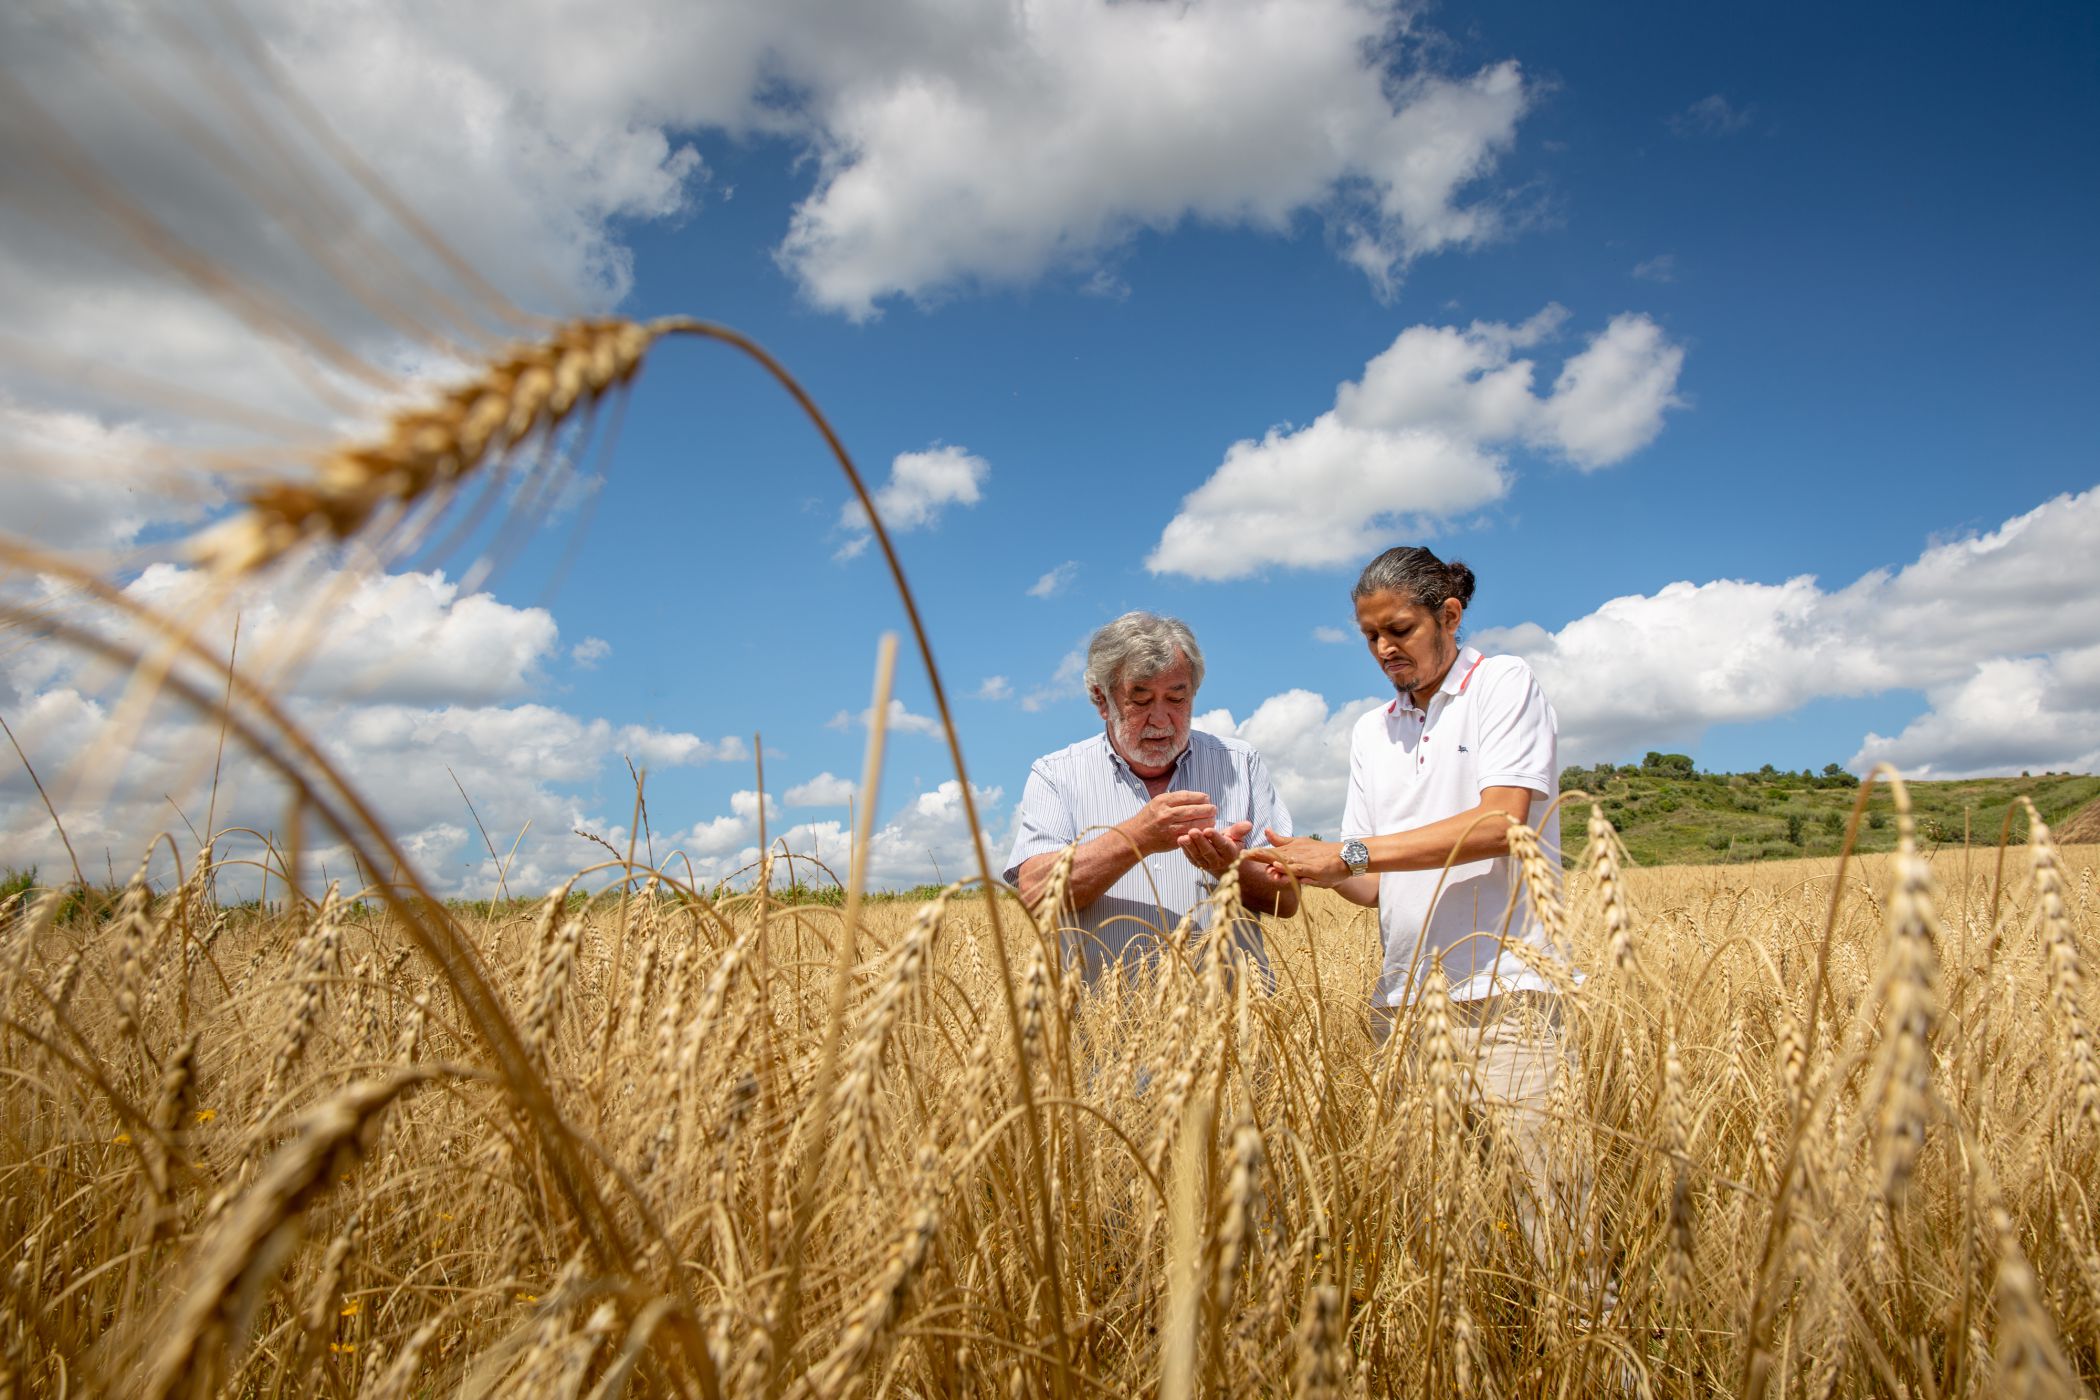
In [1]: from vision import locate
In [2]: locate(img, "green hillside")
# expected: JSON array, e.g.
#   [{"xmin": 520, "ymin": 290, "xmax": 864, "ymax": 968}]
[{"xmin": 1554, "ymin": 754, "xmax": 2100, "ymax": 868}]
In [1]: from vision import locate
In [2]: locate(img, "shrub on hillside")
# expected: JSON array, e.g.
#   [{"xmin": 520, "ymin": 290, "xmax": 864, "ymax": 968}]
[{"xmin": 0, "ymin": 867, "xmax": 34, "ymax": 905}]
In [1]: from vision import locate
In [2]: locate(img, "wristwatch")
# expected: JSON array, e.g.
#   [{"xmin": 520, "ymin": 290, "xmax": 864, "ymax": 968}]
[{"xmin": 1341, "ymin": 838, "xmax": 1370, "ymax": 876}]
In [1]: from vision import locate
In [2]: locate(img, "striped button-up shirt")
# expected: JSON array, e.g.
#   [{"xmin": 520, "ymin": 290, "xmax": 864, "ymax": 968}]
[{"xmin": 1002, "ymin": 729, "xmax": 1292, "ymax": 980}]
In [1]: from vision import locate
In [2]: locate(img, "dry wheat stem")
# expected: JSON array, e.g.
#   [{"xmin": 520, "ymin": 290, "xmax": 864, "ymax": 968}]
[
  {"xmin": 137, "ymin": 1067, "xmax": 438, "ymax": 1400},
  {"xmin": 2019, "ymin": 800, "xmax": 2099, "ymax": 1133}
]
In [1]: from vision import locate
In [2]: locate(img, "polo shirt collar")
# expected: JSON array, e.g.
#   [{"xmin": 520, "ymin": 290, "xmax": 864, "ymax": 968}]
[
  {"xmin": 1387, "ymin": 645, "xmax": 1485, "ymax": 716},
  {"xmin": 1439, "ymin": 645, "xmax": 1486, "ymax": 698}
]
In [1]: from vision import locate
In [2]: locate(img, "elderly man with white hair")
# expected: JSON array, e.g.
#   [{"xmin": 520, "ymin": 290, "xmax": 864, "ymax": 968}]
[{"xmin": 1004, "ymin": 611, "xmax": 1298, "ymax": 981}]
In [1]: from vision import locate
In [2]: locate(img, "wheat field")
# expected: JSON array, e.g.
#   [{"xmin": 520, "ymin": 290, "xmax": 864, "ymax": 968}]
[
  {"xmin": 1, "ymin": 803, "xmax": 2094, "ymax": 1398},
  {"xmin": 2, "ymin": 14, "xmax": 2093, "ymax": 1395}
]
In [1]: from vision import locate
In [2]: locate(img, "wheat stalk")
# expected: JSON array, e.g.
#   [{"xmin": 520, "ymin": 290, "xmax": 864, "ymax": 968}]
[
  {"xmin": 137, "ymin": 1067, "xmax": 436, "ymax": 1400},
  {"xmin": 187, "ymin": 318, "xmax": 661, "ymax": 576},
  {"xmin": 1213, "ymin": 1118, "xmax": 1263, "ymax": 1318},
  {"xmin": 1865, "ymin": 824, "xmax": 1940, "ymax": 1205},
  {"xmin": 109, "ymin": 856, "xmax": 153, "ymax": 1048},
  {"xmin": 1660, "ymin": 1014, "xmax": 1694, "ymax": 1311},
  {"xmin": 1293, "ymin": 1279, "xmax": 1343, "ymax": 1400},
  {"xmin": 1977, "ymin": 1160, "xmax": 2082, "ymax": 1399},
  {"xmin": 364, "ymin": 1320, "xmax": 441, "ymax": 1400},
  {"xmin": 258, "ymin": 882, "xmax": 343, "ymax": 1116},
  {"xmin": 804, "ymin": 1143, "xmax": 946, "ymax": 1398},
  {"xmin": 1506, "ymin": 819, "xmax": 1567, "ymax": 948},
  {"xmin": 141, "ymin": 1033, "xmax": 198, "ymax": 1233},
  {"xmin": 833, "ymin": 885, "xmax": 951, "ymax": 1183},
  {"xmin": 1587, "ymin": 805, "xmax": 1634, "ymax": 970},
  {"xmin": 523, "ymin": 881, "xmax": 584, "ymax": 1060},
  {"xmin": 2018, "ymin": 800, "xmax": 2098, "ymax": 1134}
]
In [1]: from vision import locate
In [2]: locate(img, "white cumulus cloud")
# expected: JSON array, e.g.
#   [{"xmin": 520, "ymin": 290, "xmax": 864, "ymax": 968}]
[
  {"xmin": 785, "ymin": 771, "xmax": 857, "ymax": 806},
  {"xmin": 778, "ymin": 9, "xmax": 1531, "ymax": 316},
  {"xmin": 1164, "ymin": 489, "xmax": 2100, "ymax": 826},
  {"xmin": 668, "ymin": 779, "xmax": 1004, "ymax": 890},
  {"xmin": 1, "ymin": 0, "xmax": 1545, "ymax": 553},
  {"xmin": 1020, "ymin": 649, "xmax": 1087, "ymax": 713},
  {"xmin": 2, "ymin": 1, "xmax": 1538, "ymax": 400},
  {"xmin": 1194, "ymin": 690, "xmax": 1385, "ymax": 838},
  {"xmin": 0, "ymin": 0, "xmax": 710, "ymax": 433},
  {"xmin": 1472, "ymin": 486, "xmax": 2100, "ymax": 774},
  {"xmin": 0, "ymin": 402, "xmax": 212, "ymax": 552},
  {"xmin": 0, "ymin": 683, "xmax": 737, "ymax": 900},
  {"xmin": 1631, "ymin": 254, "xmax": 1678, "ymax": 283},
  {"xmin": 116, "ymin": 563, "xmax": 561, "ymax": 706},
  {"xmin": 1148, "ymin": 308, "xmax": 1686, "ymax": 579},
  {"xmin": 1532, "ymin": 315, "xmax": 1688, "ymax": 469},
  {"xmin": 1852, "ymin": 647, "xmax": 2100, "ymax": 779},
  {"xmin": 0, "ymin": 560, "xmax": 746, "ymax": 898},
  {"xmin": 1027, "ymin": 561, "xmax": 1079, "ymax": 599},
  {"xmin": 837, "ymin": 445, "xmax": 989, "ymax": 559},
  {"xmin": 831, "ymin": 698, "xmax": 947, "ymax": 738}
]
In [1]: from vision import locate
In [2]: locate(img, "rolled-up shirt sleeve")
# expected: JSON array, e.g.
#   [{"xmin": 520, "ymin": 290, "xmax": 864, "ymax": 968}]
[
  {"xmin": 1473, "ymin": 662, "xmax": 1557, "ymax": 796},
  {"xmin": 1002, "ymin": 762, "xmax": 1077, "ymax": 885}
]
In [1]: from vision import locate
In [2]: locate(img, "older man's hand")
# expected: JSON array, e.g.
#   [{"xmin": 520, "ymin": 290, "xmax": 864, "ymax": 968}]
[
  {"xmin": 1118, "ymin": 790, "xmax": 1218, "ymax": 855},
  {"xmin": 1178, "ymin": 819, "xmax": 1252, "ymax": 877}
]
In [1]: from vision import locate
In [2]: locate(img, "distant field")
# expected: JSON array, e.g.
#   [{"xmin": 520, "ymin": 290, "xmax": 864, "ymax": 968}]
[{"xmin": 1556, "ymin": 766, "xmax": 2100, "ymax": 868}]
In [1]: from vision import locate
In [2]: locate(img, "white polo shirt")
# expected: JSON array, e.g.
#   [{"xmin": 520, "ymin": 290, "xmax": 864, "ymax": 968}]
[{"xmin": 1341, "ymin": 645, "xmax": 1562, "ymax": 1006}]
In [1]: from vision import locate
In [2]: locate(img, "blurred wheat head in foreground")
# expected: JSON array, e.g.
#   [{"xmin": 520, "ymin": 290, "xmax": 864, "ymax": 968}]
[{"xmin": 4, "ymin": 9, "xmax": 2100, "ymax": 1400}]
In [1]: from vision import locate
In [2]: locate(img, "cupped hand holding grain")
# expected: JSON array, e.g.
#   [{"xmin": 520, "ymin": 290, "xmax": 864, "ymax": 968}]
[
  {"xmin": 1178, "ymin": 819, "xmax": 1253, "ymax": 875},
  {"xmin": 1119, "ymin": 789, "xmax": 1219, "ymax": 855}
]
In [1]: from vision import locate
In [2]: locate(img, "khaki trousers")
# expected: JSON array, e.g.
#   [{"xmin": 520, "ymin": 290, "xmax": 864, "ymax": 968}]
[{"xmin": 1375, "ymin": 991, "xmax": 1609, "ymax": 1312}]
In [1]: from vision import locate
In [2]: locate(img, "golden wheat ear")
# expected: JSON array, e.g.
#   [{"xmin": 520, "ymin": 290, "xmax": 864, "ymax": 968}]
[{"xmin": 186, "ymin": 317, "xmax": 660, "ymax": 577}]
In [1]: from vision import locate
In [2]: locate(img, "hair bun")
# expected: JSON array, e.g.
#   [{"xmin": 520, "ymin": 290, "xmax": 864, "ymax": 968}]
[{"xmin": 1445, "ymin": 560, "xmax": 1477, "ymax": 607}]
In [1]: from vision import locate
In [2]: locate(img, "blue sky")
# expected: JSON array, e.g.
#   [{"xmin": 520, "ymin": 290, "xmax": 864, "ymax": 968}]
[{"xmin": 2, "ymin": 0, "xmax": 2096, "ymax": 891}]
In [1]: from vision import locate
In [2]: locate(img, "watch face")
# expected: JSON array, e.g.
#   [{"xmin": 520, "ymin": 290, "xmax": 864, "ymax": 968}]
[{"xmin": 1343, "ymin": 839, "xmax": 1369, "ymax": 873}]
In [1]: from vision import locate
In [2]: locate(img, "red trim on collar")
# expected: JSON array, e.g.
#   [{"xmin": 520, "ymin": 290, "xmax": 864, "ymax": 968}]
[{"xmin": 1387, "ymin": 653, "xmax": 1487, "ymax": 712}]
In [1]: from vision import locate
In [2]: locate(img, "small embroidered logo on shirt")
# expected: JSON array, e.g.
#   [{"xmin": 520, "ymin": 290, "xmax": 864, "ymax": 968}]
[{"xmin": 1456, "ymin": 744, "xmax": 1470, "ymax": 753}]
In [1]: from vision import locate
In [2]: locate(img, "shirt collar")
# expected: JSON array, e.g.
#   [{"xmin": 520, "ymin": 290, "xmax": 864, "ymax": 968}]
[
  {"xmin": 1099, "ymin": 728, "xmax": 1194, "ymax": 779},
  {"xmin": 1387, "ymin": 645, "xmax": 1485, "ymax": 715},
  {"xmin": 1440, "ymin": 645, "xmax": 1486, "ymax": 698}
]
